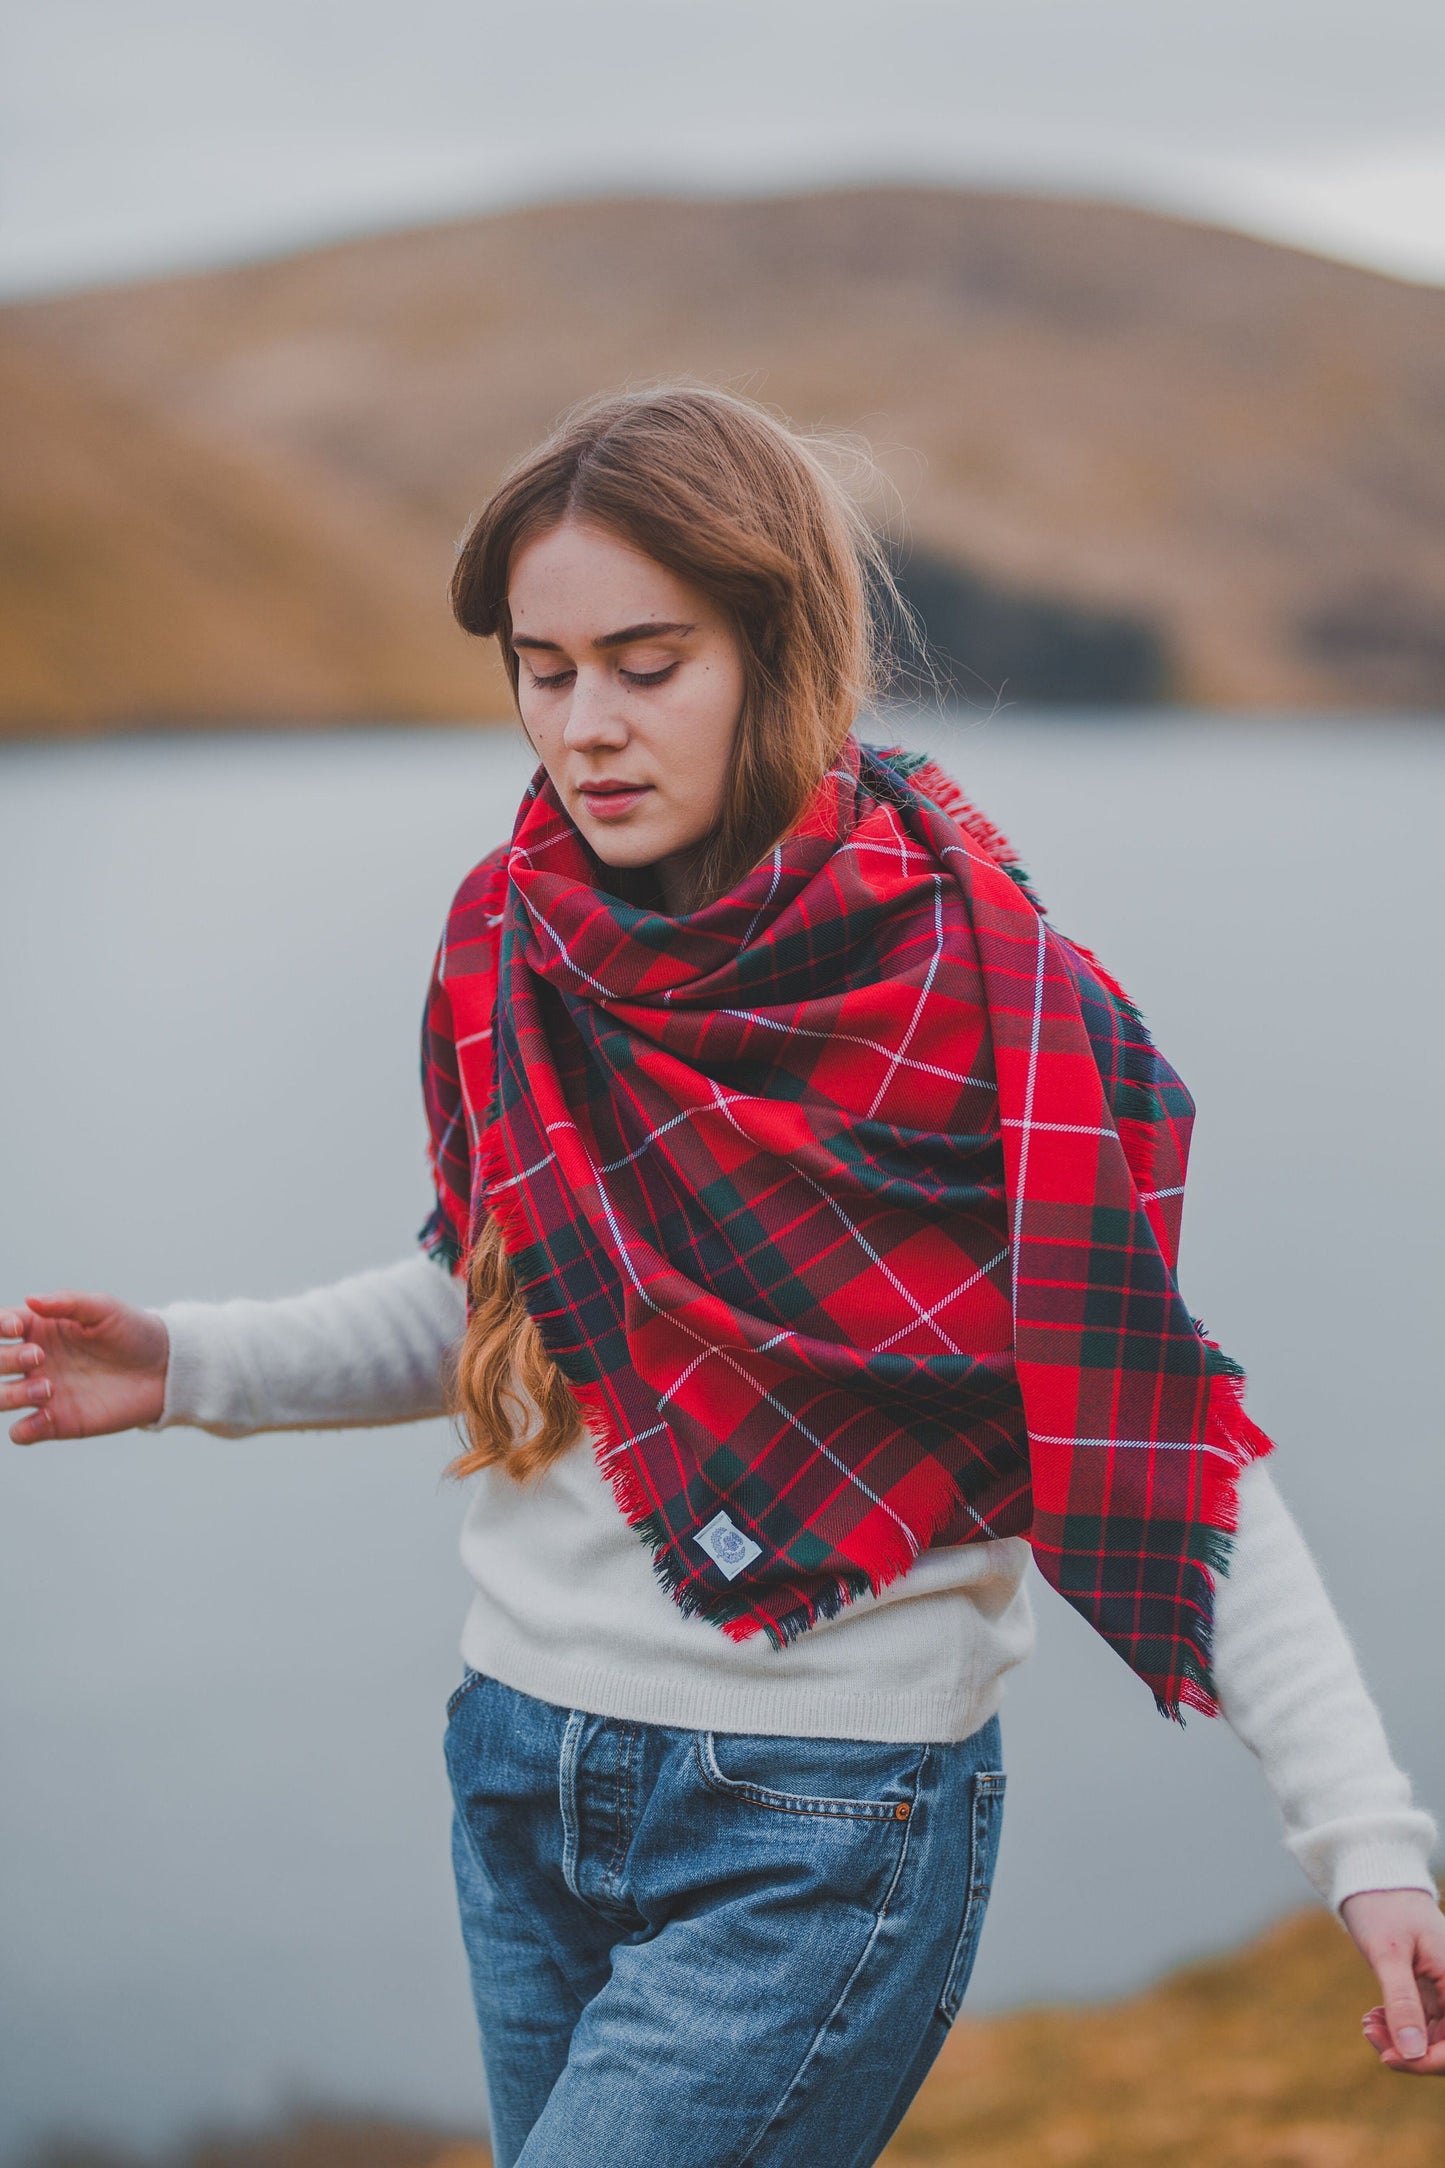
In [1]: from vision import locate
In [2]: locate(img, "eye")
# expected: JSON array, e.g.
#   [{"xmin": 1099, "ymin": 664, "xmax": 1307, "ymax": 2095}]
[
  {"xmin": 526, "ymin": 666, "xmax": 575, "ymax": 691},
  {"xmin": 620, "ymin": 663, "xmax": 679, "ymax": 688}
]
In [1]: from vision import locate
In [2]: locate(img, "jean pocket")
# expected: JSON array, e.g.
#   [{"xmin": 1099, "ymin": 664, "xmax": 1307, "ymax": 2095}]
[
  {"xmin": 937, "ymin": 1769, "xmax": 1006, "ymax": 2023},
  {"xmin": 445, "ymin": 1667, "xmax": 487, "ymax": 1722},
  {"xmin": 695, "ymin": 1730, "xmax": 928, "ymax": 1822}
]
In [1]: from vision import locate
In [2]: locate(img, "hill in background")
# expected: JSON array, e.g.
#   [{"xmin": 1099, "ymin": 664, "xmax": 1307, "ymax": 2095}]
[{"xmin": 5, "ymin": 188, "xmax": 1445, "ymax": 734}]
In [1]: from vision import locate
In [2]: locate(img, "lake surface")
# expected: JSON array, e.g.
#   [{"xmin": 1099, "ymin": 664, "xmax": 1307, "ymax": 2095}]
[{"xmin": 2, "ymin": 714, "xmax": 1442, "ymax": 2159}]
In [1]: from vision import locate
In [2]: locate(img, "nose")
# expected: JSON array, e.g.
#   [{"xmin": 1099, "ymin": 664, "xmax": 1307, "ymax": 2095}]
[{"xmin": 562, "ymin": 667, "xmax": 629, "ymax": 753}]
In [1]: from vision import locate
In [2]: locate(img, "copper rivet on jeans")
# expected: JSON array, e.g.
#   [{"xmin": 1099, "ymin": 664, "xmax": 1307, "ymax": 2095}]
[{"xmin": 895, "ymin": 1802, "xmax": 910, "ymax": 1821}]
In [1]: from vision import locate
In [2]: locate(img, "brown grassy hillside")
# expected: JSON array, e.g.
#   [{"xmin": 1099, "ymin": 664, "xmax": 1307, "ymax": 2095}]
[
  {"xmin": 0, "ymin": 331, "xmax": 505, "ymax": 732},
  {"xmin": 882, "ymin": 1907, "xmax": 1445, "ymax": 2166},
  {"xmin": 33, "ymin": 1911, "xmax": 1444, "ymax": 2168},
  {"xmin": 6, "ymin": 188, "xmax": 1445, "ymax": 734}
]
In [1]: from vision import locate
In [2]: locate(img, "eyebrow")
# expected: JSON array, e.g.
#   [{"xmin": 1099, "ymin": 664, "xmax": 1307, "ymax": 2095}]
[{"xmin": 511, "ymin": 620, "xmax": 697, "ymax": 653}]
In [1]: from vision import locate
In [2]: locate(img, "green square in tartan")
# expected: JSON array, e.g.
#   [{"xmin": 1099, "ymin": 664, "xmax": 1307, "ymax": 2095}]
[
  {"xmin": 685, "ymin": 1180, "xmax": 838, "ymax": 1325},
  {"xmin": 1049, "ymin": 1513, "xmax": 1229, "ymax": 1587},
  {"xmin": 1089, "ymin": 1203, "xmax": 1136, "ymax": 1251},
  {"xmin": 696, "ymin": 1441, "xmax": 749, "ymax": 1496},
  {"xmin": 713, "ymin": 1057, "xmax": 823, "ymax": 1105},
  {"xmin": 1077, "ymin": 1326, "xmax": 1128, "ymax": 1369},
  {"xmin": 777, "ymin": 1527, "xmax": 838, "ymax": 1574},
  {"xmin": 697, "ymin": 1444, "xmax": 812, "ymax": 1549}
]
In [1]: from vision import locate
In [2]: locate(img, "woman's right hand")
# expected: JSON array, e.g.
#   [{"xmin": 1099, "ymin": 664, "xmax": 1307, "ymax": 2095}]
[{"xmin": 1, "ymin": 1292, "xmax": 169, "ymax": 1445}]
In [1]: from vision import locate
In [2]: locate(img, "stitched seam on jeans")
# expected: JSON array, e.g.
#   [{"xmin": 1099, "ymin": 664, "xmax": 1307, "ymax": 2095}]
[
  {"xmin": 736, "ymin": 1746, "xmax": 929, "ymax": 2165},
  {"xmin": 938, "ymin": 1770, "xmax": 1004, "ymax": 2023},
  {"xmin": 694, "ymin": 1734, "xmax": 922, "ymax": 1820},
  {"xmin": 557, "ymin": 1709, "xmax": 587, "ymax": 1905},
  {"xmin": 445, "ymin": 1669, "xmax": 486, "ymax": 1721},
  {"xmin": 557, "ymin": 1713, "xmax": 641, "ymax": 1925},
  {"xmin": 604, "ymin": 1722, "xmax": 637, "ymax": 1897}
]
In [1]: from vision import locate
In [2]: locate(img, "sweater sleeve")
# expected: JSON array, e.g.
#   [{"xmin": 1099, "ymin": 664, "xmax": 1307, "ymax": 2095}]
[
  {"xmin": 147, "ymin": 1251, "xmax": 467, "ymax": 1438},
  {"xmin": 1213, "ymin": 1459, "xmax": 1438, "ymax": 1914}
]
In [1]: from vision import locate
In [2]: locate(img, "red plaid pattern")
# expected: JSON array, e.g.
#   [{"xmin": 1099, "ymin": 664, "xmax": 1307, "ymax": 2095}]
[{"xmin": 421, "ymin": 741, "xmax": 1272, "ymax": 1716}]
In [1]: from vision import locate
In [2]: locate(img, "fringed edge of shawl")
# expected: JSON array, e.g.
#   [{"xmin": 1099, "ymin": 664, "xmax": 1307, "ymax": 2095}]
[
  {"xmin": 1161, "ymin": 1357, "xmax": 1276, "ymax": 1722},
  {"xmin": 602, "ymin": 1481, "xmax": 885, "ymax": 1652},
  {"xmin": 417, "ymin": 1202, "xmax": 465, "ymax": 1278},
  {"xmin": 867, "ymin": 743, "xmax": 1050, "ymax": 912},
  {"xmin": 571, "ymin": 1382, "xmax": 967, "ymax": 1652}
]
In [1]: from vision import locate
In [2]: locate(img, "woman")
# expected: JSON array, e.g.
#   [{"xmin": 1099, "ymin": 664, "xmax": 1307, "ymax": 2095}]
[{"xmin": 4, "ymin": 386, "xmax": 1441, "ymax": 2165}]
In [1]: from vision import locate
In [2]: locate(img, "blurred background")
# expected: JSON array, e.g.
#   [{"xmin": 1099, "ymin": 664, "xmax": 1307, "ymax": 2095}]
[{"xmin": 2, "ymin": 5, "xmax": 1443, "ymax": 2165}]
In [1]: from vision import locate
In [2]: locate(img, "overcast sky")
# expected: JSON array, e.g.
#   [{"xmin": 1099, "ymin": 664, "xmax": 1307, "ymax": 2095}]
[{"xmin": 4, "ymin": 0, "xmax": 1444, "ymax": 295}]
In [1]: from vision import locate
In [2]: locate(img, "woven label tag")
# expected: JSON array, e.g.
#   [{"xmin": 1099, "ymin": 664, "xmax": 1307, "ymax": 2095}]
[{"xmin": 694, "ymin": 1510, "xmax": 763, "ymax": 1581}]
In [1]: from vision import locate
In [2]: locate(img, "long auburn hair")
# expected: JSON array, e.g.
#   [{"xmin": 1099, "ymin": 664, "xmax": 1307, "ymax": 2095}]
[{"xmin": 446, "ymin": 383, "xmax": 901, "ymax": 1482}]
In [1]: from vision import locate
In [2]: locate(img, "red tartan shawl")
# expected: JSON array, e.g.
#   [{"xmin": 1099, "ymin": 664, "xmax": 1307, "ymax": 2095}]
[{"xmin": 420, "ymin": 739, "xmax": 1272, "ymax": 1717}]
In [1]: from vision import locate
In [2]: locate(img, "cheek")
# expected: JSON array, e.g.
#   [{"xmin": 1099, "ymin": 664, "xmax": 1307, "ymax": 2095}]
[
  {"xmin": 685, "ymin": 663, "xmax": 745, "ymax": 798},
  {"xmin": 515, "ymin": 691, "xmax": 559, "ymax": 764}
]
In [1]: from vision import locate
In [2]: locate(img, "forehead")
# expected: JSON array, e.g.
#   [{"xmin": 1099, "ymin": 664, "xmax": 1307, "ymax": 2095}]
[{"xmin": 507, "ymin": 520, "xmax": 707, "ymax": 637}]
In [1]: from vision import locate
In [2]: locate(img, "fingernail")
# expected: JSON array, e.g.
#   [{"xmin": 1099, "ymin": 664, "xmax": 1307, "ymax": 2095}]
[
  {"xmin": 1399, "ymin": 2027, "xmax": 1426, "ymax": 2058},
  {"xmin": 29, "ymin": 1380, "xmax": 51, "ymax": 1404}
]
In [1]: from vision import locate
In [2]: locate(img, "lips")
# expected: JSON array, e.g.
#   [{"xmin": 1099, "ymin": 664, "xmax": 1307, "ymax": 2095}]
[{"xmin": 578, "ymin": 781, "xmax": 652, "ymax": 820}]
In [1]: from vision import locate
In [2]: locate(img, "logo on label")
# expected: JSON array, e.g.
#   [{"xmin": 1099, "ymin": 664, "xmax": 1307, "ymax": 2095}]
[{"xmin": 694, "ymin": 1509, "xmax": 763, "ymax": 1581}]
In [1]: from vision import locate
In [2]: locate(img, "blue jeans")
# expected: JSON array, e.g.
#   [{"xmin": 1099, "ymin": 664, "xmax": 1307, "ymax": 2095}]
[{"xmin": 444, "ymin": 1671, "xmax": 1006, "ymax": 2168}]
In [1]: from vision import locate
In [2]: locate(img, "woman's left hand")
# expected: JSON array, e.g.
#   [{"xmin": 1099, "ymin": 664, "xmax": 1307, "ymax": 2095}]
[{"xmin": 1341, "ymin": 1887, "xmax": 1445, "ymax": 2073}]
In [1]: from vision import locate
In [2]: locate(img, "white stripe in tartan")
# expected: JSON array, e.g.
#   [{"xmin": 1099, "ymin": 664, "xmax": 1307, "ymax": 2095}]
[
  {"xmin": 709, "ymin": 1350, "xmax": 924, "ymax": 1554},
  {"xmin": 868, "ymin": 1248, "xmax": 1011, "ymax": 1355},
  {"xmin": 656, "ymin": 1347, "xmax": 716, "ymax": 1408},
  {"xmin": 490, "ymin": 1149, "xmax": 558, "ymax": 1192},
  {"xmin": 527, "ymin": 903, "xmax": 623, "ymax": 999},
  {"xmin": 866, "ymin": 877, "xmax": 946, "ymax": 1119},
  {"xmin": 1031, "ymin": 1431, "xmax": 1240, "ymax": 1462},
  {"xmin": 1008, "ymin": 909, "xmax": 1049, "ymax": 1327},
  {"xmin": 737, "ymin": 845, "xmax": 784, "ymax": 949},
  {"xmin": 1001, "ymin": 1118, "xmax": 1118, "ymax": 1138},
  {"xmin": 717, "ymin": 1007, "xmax": 995, "ymax": 1093},
  {"xmin": 839, "ymin": 836, "xmax": 933, "ymax": 866},
  {"xmin": 511, "ymin": 818, "xmax": 575, "ymax": 863},
  {"xmin": 803, "ymin": 1175, "xmax": 967, "ymax": 1355},
  {"xmin": 706, "ymin": 1080, "xmax": 967, "ymax": 1356},
  {"xmin": 545, "ymin": 1100, "xmax": 747, "ymax": 1177},
  {"xmin": 597, "ymin": 1421, "xmax": 670, "ymax": 1464},
  {"xmin": 654, "ymin": 1328, "xmax": 799, "ymax": 1413},
  {"xmin": 941, "ymin": 840, "xmax": 1004, "ymax": 878}
]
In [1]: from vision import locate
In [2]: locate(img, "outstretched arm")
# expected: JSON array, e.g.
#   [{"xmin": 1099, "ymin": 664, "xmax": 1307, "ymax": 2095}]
[
  {"xmin": 3, "ymin": 1251, "xmax": 466, "ymax": 1444},
  {"xmin": 1216, "ymin": 1461, "xmax": 1443, "ymax": 2073}
]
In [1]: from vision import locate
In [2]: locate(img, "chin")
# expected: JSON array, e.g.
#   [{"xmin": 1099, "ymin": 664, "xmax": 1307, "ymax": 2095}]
[
  {"xmin": 583, "ymin": 825, "xmax": 690, "ymax": 872},
  {"xmin": 582, "ymin": 831, "xmax": 657, "ymax": 869}
]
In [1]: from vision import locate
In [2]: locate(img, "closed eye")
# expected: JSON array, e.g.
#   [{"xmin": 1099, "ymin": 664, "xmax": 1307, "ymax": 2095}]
[{"xmin": 620, "ymin": 663, "xmax": 679, "ymax": 688}]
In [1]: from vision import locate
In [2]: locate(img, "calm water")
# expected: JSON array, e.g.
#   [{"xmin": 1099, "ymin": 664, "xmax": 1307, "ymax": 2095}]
[{"xmin": 2, "ymin": 715, "xmax": 1442, "ymax": 2158}]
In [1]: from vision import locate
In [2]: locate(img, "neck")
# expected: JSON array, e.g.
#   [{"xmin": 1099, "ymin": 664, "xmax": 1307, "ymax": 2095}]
[{"xmin": 654, "ymin": 840, "xmax": 713, "ymax": 917}]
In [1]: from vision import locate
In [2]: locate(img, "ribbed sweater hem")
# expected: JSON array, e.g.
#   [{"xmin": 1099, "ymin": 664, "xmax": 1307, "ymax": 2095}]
[{"xmin": 461, "ymin": 1607, "xmax": 1007, "ymax": 1744}]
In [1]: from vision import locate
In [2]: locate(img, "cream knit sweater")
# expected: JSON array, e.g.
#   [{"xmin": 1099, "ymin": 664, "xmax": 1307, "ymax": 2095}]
[{"xmin": 152, "ymin": 1251, "xmax": 1437, "ymax": 1915}]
